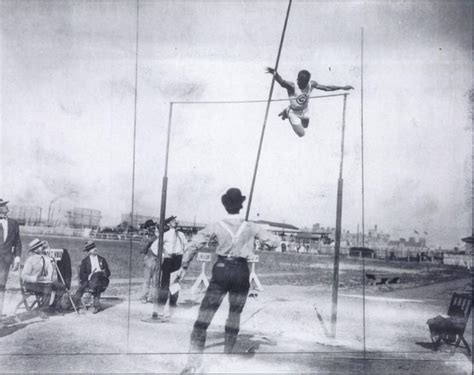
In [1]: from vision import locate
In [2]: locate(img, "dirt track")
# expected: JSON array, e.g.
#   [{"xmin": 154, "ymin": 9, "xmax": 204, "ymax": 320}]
[{"xmin": 0, "ymin": 274, "xmax": 472, "ymax": 374}]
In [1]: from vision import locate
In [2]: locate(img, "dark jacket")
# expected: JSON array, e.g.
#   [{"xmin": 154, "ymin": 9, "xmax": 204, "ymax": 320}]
[
  {"xmin": 79, "ymin": 255, "xmax": 110, "ymax": 284},
  {"xmin": 140, "ymin": 234, "xmax": 157, "ymax": 256},
  {"xmin": 0, "ymin": 218, "xmax": 22, "ymax": 262}
]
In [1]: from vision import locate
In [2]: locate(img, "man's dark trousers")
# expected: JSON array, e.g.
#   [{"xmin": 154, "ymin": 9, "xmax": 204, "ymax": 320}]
[
  {"xmin": 189, "ymin": 256, "xmax": 250, "ymax": 354},
  {"xmin": 157, "ymin": 254, "xmax": 183, "ymax": 307},
  {"xmin": 73, "ymin": 272, "xmax": 109, "ymax": 304}
]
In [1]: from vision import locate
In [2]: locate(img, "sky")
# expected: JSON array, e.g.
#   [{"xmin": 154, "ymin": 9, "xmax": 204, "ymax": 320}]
[{"xmin": 0, "ymin": 1, "xmax": 472, "ymax": 247}]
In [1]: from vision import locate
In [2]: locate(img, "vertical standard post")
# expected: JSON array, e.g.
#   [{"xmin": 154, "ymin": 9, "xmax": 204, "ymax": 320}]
[
  {"xmin": 152, "ymin": 102, "xmax": 174, "ymax": 318},
  {"xmin": 356, "ymin": 223, "xmax": 360, "ymax": 247},
  {"xmin": 330, "ymin": 93, "xmax": 348, "ymax": 338},
  {"xmin": 360, "ymin": 28, "xmax": 367, "ymax": 367},
  {"xmin": 126, "ymin": 0, "xmax": 141, "ymax": 348},
  {"xmin": 245, "ymin": 0, "xmax": 292, "ymax": 221}
]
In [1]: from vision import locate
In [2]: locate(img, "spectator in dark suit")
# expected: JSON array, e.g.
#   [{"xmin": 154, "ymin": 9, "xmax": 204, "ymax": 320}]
[
  {"xmin": 73, "ymin": 241, "xmax": 110, "ymax": 314},
  {"xmin": 0, "ymin": 199, "xmax": 22, "ymax": 327}
]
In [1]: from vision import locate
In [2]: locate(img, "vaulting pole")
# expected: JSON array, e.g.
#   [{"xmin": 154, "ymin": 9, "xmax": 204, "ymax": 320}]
[
  {"xmin": 151, "ymin": 102, "xmax": 174, "ymax": 319},
  {"xmin": 330, "ymin": 93, "xmax": 348, "ymax": 338},
  {"xmin": 245, "ymin": 0, "xmax": 292, "ymax": 221}
]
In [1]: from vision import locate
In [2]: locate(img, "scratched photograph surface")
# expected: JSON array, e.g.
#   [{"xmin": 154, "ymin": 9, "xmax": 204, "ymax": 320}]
[{"xmin": 0, "ymin": 1, "xmax": 472, "ymax": 374}]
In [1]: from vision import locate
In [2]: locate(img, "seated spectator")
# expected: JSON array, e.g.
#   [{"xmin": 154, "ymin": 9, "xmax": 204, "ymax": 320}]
[
  {"xmin": 73, "ymin": 241, "xmax": 111, "ymax": 314},
  {"xmin": 21, "ymin": 239, "xmax": 66, "ymax": 317}
]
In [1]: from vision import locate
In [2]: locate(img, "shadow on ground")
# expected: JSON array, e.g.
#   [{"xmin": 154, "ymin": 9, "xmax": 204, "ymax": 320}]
[
  {"xmin": 415, "ymin": 340, "xmax": 472, "ymax": 359},
  {"xmin": 179, "ymin": 298, "xmax": 201, "ymax": 310},
  {"xmin": 0, "ymin": 319, "xmax": 43, "ymax": 339},
  {"xmin": 79, "ymin": 296, "xmax": 123, "ymax": 313},
  {"xmin": 205, "ymin": 332, "xmax": 278, "ymax": 353}
]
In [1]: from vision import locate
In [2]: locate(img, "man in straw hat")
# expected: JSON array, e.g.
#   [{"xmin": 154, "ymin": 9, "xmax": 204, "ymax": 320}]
[
  {"xmin": 0, "ymin": 199, "xmax": 22, "ymax": 327},
  {"xmin": 178, "ymin": 188, "xmax": 280, "ymax": 373},
  {"xmin": 74, "ymin": 241, "xmax": 110, "ymax": 314},
  {"xmin": 22, "ymin": 238, "xmax": 66, "ymax": 317}
]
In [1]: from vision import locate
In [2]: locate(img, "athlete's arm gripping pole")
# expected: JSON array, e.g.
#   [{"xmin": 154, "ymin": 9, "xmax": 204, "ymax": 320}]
[{"xmin": 245, "ymin": 0, "xmax": 292, "ymax": 221}]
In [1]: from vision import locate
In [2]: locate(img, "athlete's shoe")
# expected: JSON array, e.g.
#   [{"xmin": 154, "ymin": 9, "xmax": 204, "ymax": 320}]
[{"xmin": 278, "ymin": 108, "xmax": 289, "ymax": 120}]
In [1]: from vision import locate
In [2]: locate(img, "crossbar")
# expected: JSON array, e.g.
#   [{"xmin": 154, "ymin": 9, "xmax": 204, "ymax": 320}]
[{"xmin": 172, "ymin": 92, "xmax": 349, "ymax": 105}]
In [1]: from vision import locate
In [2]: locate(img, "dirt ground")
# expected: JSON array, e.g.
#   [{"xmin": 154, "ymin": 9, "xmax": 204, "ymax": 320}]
[{"xmin": 0, "ymin": 269, "xmax": 472, "ymax": 374}]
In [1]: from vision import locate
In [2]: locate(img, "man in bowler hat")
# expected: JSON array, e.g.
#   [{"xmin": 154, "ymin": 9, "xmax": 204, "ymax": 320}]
[
  {"xmin": 0, "ymin": 199, "xmax": 22, "ymax": 327},
  {"xmin": 74, "ymin": 241, "xmax": 110, "ymax": 314},
  {"xmin": 178, "ymin": 188, "xmax": 280, "ymax": 373}
]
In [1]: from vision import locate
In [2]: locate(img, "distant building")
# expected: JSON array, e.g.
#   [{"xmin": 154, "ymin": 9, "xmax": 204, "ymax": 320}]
[
  {"xmin": 120, "ymin": 213, "xmax": 206, "ymax": 236},
  {"xmin": 121, "ymin": 213, "xmax": 158, "ymax": 229},
  {"xmin": 67, "ymin": 208, "xmax": 101, "ymax": 229},
  {"xmin": 349, "ymin": 247, "xmax": 375, "ymax": 258},
  {"xmin": 255, "ymin": 220, "xmax": 299, "ymax": 237},
  {"xmin": 9, "ymin": 205, "xmax": 42, "ymax": 225},
  {"xmin": 295, "ymin": 231, "xmax": 331, "ymax": 241}
]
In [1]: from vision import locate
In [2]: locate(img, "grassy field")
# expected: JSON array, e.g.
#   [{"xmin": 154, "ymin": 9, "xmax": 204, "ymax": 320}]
[{"xmin": 20, "ymin": 235, "xmax": 470, "ymax": 292}]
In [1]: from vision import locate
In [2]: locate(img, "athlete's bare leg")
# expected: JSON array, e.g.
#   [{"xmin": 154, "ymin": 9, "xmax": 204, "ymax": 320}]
[{"xmin": 288, "ymin": 110, "xmax": 305, "ymax": 137}]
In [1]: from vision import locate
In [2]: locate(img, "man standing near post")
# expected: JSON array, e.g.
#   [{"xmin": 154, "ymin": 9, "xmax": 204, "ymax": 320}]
[
  {"xmin": 156, "ymin": 215, "xmax": 186, "ymax": 320},
  {"xmin": 178, "ymin": 188, "xmax": 280, "ymax": 373},
  {"xmin": 139, "ymin": 220, "xmax": 159, "ymax": 303},
  {"xmin": 0, "ymin": 199, "xmax": 22, "ymax": 327}
]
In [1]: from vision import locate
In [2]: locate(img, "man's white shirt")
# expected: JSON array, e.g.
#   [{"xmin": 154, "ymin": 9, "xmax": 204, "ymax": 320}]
[
  {"xmin": 0, "ymin": 218, "xmax": 8, "ymax": 241},
  {"xmin": 163, "ymin": 229, "xmax": 185, "ymax": 256},
  {"xmin": 90, "ymin": 254, "xmax": 100, "ymax": 273},
  {"xmin": 149, "ymin": 239, "xmax": 159, "ymax": 256}
]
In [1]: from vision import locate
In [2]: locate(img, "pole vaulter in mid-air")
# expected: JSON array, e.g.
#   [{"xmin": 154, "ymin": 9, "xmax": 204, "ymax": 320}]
[{"xmin": 265, "ymin": 67, "xmax": 353, "ymax": 137}]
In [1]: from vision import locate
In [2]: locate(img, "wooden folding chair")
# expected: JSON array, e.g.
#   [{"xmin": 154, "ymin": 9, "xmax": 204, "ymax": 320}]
[
  {"xmin": 14, "ymin": 270, "xmax": 45, "ymax": 318},
  {"xmin": 428, "ymin": 292, "xmax": 472, "ymax": 355}
]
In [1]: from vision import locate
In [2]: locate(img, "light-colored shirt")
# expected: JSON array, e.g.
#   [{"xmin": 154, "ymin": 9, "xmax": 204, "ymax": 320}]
[
  {"xmin": 22, "ymin": 253, "xmax": 54, "ymax": 284},
  {"xmin": 89, "ymin": 254, "xmax": 100, "ymax": 273},
  {"xmin": 0, "ymin": 219, "xmax": 7, "ymax": 241},
  {"xmin": 181, "ymin": 215, "xmax": 280, "ymax": 269},
  {"xmin": 163, "ymin": 229, "xmax": 186, "ymax": 257},
  {"xmin": 149, "ymin": 239, "xmax": 158, "ymax": 256}
]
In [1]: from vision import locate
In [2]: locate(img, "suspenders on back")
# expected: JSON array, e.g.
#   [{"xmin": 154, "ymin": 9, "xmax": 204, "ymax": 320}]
[
  {"xmin": 218, "ymin": 220, "xmax": 247, "ymax": 249},
  {"xmin": 40, "ymin": 255, "xmax": 47, "ymax": 277}
]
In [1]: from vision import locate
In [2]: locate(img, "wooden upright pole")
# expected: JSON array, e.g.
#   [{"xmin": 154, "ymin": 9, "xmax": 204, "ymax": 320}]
[{"xmin": 330, "ymin": 93, "xmax": 348, "ymax": 337}]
